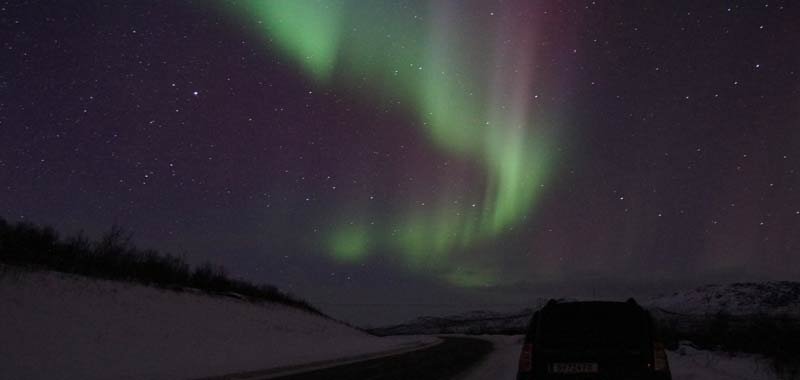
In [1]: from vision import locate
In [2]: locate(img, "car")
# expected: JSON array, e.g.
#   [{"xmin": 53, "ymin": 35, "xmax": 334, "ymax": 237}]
[{"xmin": 517, "ymin": 299, "xmax": 671, "ymax": 379}]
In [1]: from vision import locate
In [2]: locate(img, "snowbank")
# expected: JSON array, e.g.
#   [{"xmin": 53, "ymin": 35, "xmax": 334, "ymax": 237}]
[
  {"xmin": 0, "ymin": 267, "xmax": 435, "ymax": 380},
  {"xmin": 668, "ymin": 343, "xmax": 781, "ymax": 380}
]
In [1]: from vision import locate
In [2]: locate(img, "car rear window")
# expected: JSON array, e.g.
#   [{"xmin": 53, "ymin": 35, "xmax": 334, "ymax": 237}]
[{"xmin": 538, "ymin": 303, "xmax": 647, "ymax": 349}]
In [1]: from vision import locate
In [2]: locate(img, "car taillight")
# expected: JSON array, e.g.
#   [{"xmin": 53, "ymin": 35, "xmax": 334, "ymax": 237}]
[
  {"xmin": 653, "ymin": 342, "xmax": 668, "ymax": 371},
  {"xmin": 519, "ymin": 343, "xmax": 533, "ymax": 372}
]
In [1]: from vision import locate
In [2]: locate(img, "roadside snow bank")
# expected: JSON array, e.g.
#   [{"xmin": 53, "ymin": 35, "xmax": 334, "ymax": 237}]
[
  {"xmin": 0, "ymin": 267, "xmax": 436, "ymax": 380},
  {"xmin": 668, "ymin": 343, "xmax": 781, "ymax": 380}
]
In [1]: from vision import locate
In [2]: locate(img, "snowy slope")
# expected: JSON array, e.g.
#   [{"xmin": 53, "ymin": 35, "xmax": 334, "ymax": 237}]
[
  {"xmin": 646, "ymin": 281, "xmax": 800, "ymax": 316},
  {"xmin": 0, "ymin": 266, "xmax": 435, "ymax": 380}
]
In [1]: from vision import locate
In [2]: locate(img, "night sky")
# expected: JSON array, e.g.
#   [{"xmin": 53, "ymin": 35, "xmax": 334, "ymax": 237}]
[{"xmin": 2, "ymin": 1, "xmax": 799, "ymax": 325}]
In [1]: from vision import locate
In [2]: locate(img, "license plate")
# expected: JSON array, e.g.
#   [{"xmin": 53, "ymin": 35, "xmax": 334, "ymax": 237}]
[{"xmin": 551, "ymin": 362, "xmax": 599, "ymax": 374}]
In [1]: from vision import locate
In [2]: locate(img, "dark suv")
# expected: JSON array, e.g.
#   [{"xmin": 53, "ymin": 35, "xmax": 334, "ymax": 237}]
[{"xmin": 517, "ymin": 299, "xmax": 671, "ymax": 379}]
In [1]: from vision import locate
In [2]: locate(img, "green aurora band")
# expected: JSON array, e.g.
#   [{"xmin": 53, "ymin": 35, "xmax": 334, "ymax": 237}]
[{"xmin": 224, "ymin": 1, "xmax": 559, "ymax": 287}]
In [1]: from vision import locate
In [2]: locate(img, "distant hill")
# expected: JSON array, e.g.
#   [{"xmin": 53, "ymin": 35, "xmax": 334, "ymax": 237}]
[
  {"xmin": 645, "ymin": 281, "xmax": 800, "ymax": 316},
  {"xmin": 646, "ymin": 282, "xmax": 800, "ymax": 363},
  {"xmin": 369, "ymin": 308, "xmax": 535, "ymax": 336},
  {"xmin": 371, "ymin": 282, "xmax": 800, "ymax": 336}
]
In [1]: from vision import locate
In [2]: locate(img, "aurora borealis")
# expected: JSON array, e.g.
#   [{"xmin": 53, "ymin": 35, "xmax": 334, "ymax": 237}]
[
  {"xmin": 2, "ymin": 0, "xmax": 799, "ymax": 324},
  {"xmin": 226, "ymin": 1, "xmax": 560, "ymax": 285}
]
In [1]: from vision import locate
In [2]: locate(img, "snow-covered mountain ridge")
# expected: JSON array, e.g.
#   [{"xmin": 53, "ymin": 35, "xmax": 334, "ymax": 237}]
[
  {"xmin": 646, "ymin": 281, "xmax": 800, "ymax": 316},
  {"xmin": 369, "ymin": 309, "xmax": 535, "ymax": 335},
  {"xmin": 371, "ymin": 282, "xmax": 800, "ymax": 335}
]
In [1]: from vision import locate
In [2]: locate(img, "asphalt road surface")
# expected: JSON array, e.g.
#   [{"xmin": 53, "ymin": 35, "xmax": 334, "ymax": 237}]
[{"xmin": 272, "ymin": 337, "xmax": 493, "ymax": 380}]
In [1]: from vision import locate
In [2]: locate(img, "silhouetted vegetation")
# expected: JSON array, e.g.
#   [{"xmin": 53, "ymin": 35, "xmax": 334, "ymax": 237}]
[{"xmin": 0, "ymin": 217, "xmax": 321, "ymax": 315}]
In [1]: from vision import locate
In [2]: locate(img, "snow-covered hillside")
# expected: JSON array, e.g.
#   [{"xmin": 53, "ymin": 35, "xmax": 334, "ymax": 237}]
[
  {"xmin": 646, "ymin": 281, "xmax": 800, "ymax": 316},
  {"xmin": 0, "ymin": 266, "xmax": 435, "ymax": 380},
  {"xmin": 373, "ymin": 283, "xmax": 800, "ymax": 336}
]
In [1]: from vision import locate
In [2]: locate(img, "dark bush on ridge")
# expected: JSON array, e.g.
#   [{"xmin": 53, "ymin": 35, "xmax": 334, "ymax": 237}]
[{"xmin": 0, "ymin": 216, "xmax": 320, "ymax": 315}]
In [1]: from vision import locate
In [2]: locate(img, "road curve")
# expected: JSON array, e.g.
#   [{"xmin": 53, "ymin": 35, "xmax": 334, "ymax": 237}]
[{"xmin": 271, "ymin": 337, "xmax": 493, "ymax": 380}]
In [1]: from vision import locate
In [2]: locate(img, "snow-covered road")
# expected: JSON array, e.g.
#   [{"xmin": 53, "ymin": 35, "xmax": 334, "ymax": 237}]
[{"xmin": 456, "ymin": 335, "xmax": 522, "ymax": 380}]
